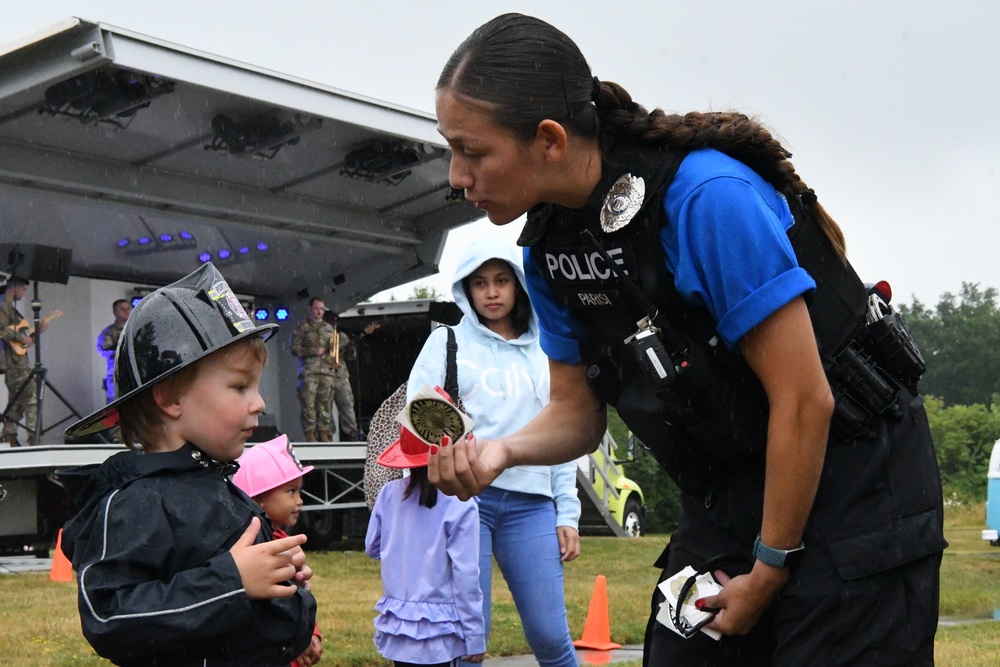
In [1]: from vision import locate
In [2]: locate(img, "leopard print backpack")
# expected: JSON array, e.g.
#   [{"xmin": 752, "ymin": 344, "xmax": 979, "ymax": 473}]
[{"xmin": 364, "ymin": 327, "xmax": 458, "ymax": 510}]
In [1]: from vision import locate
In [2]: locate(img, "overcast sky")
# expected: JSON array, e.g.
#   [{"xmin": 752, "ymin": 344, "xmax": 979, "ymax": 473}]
[{"xmin": 3, "ymin": 1, "xmax": 997, "ymax": 307}]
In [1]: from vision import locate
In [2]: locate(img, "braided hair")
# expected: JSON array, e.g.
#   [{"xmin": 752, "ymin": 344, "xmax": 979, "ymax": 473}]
[{"xmin": 438, "ymin": 13, "xmax": 846, "ymax": 258}]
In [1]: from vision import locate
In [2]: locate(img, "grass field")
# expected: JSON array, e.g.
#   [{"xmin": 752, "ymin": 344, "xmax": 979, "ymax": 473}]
[{"xmin": 2, "ymin": 505, "xmax": 998, "ymax": 666}]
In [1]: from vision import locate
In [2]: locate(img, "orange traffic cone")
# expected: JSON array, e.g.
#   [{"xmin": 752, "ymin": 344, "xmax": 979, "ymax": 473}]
[
  {"xmin": 49, "ymin": 529, "xmax": 73, "ymax": 582},
  {"xmin": 574, "ymin": 574, "xmax": 621, "ymax": 651}
]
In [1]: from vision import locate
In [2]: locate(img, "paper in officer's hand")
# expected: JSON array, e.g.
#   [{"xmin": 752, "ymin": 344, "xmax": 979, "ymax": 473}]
[
  {"xmin": 397, "ymin": 385, "xmax": 475, "ymax": 446},
  {"xmin": 655, "ymin": 566, "xmax": 722, "ymax": 641}
]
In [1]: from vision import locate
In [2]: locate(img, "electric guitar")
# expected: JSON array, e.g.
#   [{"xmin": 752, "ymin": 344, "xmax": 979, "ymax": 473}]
[
  {"xmin": 329, "ymin": 321, "xmax": 381, "ymax": 364},
  {"xmin": 6, "ymin": 310, "xmax": 64, "ymax": 355}
]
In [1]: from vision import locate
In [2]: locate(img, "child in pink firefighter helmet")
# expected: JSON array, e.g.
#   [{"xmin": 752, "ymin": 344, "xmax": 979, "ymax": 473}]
[{"xmin": 233, "ymin": 435, "xmax": 324, "ymax": 667}]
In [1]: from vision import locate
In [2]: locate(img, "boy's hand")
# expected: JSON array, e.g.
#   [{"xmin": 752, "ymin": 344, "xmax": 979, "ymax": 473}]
[
  {"xmin": 464, "ymin": 653, "xmax": 485, "ymax": 663},
  {"xmin": 230, "ymin": 517, "xmax": 308, "ymax": 600},
  {"xmin": 286, "ymin": 543, "xmax": 314, "ymax": 588}
]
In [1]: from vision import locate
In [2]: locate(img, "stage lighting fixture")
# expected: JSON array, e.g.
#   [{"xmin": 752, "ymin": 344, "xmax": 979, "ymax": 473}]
[
  {"xmin": 340, "ymin": 140, "xmax": 426, "ymax": 186},
  {"xmin": 117, "ymin": 230, "xmax": 198, "ymax": 256},
  {"xmin": 193, "ymin": 240, "xmax": 268, "ymax": 268},
  {"xmin": 253, "ymin": 308, "xmax": 270, "ymax": 321},
  {"xmin": 204, "ymin": 113, "xmax": 321, "ymax": 160},
  {"xmin": 42, "ymin": 69, "xmax": 175, "ymax": 129},
  {"xmin": 275, "ymin": 307, "xmax": 290, "ymax": 321},
  {"xmin": 130, "ymin": 286, "xmax": 153, "ymax": 308}
]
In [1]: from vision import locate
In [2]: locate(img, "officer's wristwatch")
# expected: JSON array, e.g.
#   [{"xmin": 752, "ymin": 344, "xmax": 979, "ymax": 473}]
[{"xmin": 752, "ymin": 533, "xmax": 805, "ymax": 568}]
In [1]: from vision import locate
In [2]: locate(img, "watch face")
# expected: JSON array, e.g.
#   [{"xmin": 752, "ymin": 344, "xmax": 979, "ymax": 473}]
[{"xmin": 408, "ymin": 398, "xmax": 466, "ymax": 444}]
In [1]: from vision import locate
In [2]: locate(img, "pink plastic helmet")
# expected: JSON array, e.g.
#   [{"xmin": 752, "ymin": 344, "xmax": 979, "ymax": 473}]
[{"xmin": 232, "ymin": 434, "xmax": 314, "ymax": 497}]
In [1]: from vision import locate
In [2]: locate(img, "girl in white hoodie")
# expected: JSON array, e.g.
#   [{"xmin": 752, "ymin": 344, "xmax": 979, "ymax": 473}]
[{"xmin": 407, "ymin": 238, "xmax": 581, "ymax": 667}]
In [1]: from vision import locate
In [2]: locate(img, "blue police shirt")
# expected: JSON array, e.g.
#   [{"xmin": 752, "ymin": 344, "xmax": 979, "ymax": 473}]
[{"xmin": 524, "ymin": 148, "xmax": 816, "ymax": 364}]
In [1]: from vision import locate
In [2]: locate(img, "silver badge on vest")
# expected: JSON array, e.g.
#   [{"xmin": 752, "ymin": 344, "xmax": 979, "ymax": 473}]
[{"xmin": 600, "ymin": 173, "xmax": 645, "ymax": 233}]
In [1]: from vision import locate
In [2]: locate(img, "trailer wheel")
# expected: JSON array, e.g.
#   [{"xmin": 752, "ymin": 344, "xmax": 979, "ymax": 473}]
[
  {"xmin": 622, "ymin": 496, "xmax": 645, "ymax": 537},
  {"xmin": 297, "ymin": 510, "xmax": 343, "ymax": 550}
]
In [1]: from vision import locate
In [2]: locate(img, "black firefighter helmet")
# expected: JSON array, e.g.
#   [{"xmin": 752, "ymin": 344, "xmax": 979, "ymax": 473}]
[{"xmin": 65, "ymin": 262, "xmax": 277, "ymax": 440}]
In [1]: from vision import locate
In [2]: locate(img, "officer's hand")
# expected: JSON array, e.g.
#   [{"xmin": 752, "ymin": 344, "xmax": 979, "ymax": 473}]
[
  {"xmin": 21, "ymin": 336, "xmax": 34, "ymax": 349},
  {"xmin": 698, "ymin": 564, "xmax": 787, "ymax": 636},
  {"xmin": 230, "ymin": 517, "xmax": 308, "ymax": 600},
  {"xmin": 428, "ymin": 434, "xmax": 504, "ymax": 501}
]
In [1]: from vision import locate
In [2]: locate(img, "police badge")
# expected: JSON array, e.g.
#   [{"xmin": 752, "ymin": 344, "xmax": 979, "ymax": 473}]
[{"xmin": 600, "ymin": 173, "xmax": 645, "ymax": 233}]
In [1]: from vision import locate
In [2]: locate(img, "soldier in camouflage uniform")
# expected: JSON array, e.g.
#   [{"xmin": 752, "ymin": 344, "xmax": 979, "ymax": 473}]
[
  {"xmin": 96, "ymin": 298, "xmax": 132, "ymax": 403},
  {"xmin": 1, "ymin": 277, "xmax": 43, "ymax": 447},
  {"xmin": 291, "ymin": 297, "xmax": 336, "ymax": 441},
  {"xmin": 324, "ymin": 312, "xmax": 359, "ymax": 441}
]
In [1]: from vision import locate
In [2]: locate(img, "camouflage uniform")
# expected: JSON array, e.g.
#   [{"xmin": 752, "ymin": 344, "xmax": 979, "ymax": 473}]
[
  {"xmin": 96, "ymin": 321, "xmax": 125, "ymax": 403},
  {"xmin": 291, "ymin": 318, "xmax": 335, "ymax": 441},
  {"xmin": 0, "ymin": 298, "xmax": 37, "ymax": 445},
  {"xmin": 330, "ymin": 329, "xmax": 359, "ymax": 441}
]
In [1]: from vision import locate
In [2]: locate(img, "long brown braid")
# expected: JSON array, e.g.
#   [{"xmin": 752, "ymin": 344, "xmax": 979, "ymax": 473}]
[
  {"xmin": 439, "ymin": 12, "xmax": 846, "ymax": 259},
  {"xmin": 595, "ymin": 80, "xmax": 847, "ymax": 258}
]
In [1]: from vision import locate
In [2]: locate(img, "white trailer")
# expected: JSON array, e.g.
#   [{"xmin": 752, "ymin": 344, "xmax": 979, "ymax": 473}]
[{"xmin": 984, "ymin": 439, "xmax": 1000, "ymax": 546}]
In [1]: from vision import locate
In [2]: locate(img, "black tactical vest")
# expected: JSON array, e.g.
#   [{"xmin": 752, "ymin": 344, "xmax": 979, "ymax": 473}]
[{"xmin": 518, "ymin": 140, "xmax": 869, "ymax": 494}]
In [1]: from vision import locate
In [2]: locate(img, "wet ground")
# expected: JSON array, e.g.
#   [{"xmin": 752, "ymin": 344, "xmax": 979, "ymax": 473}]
[
  {"xmin": 0, "ymin": 555, "xmax": 51, "ymax": 574},
  {"xmin": 488, "ymin": 645, "xmax": 644, "ymax": 665}
]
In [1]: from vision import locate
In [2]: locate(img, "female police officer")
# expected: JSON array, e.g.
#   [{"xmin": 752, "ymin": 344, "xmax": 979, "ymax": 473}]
[{"xmin": 427, "ymin": 13, "xmax": 946, "ymax": 667}]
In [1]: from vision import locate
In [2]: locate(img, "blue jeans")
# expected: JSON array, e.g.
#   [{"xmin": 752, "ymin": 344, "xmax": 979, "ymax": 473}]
[{"xmin": 461, "ymin": 486, "xmax": 577, "ymax": 667}]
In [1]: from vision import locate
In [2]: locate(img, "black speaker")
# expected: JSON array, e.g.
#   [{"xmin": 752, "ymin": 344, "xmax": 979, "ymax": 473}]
[{"xmin": 0, "ymin": 244, "xmax": 72, "ymax": 284}]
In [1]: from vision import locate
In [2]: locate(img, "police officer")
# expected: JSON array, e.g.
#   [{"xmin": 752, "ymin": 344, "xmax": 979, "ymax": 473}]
[
  {"xmin": 291, "ymin": 297, "xmax": 336, "ymax": 441},
  {"xmin": 428, "ymin": 14, "xmax": 946, "ymax": 667}
]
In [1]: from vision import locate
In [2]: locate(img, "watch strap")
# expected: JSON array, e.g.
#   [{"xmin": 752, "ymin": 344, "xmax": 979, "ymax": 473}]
[{"xmin": 753, "ymin": 533, "xmax": 805, "ymax": 568}]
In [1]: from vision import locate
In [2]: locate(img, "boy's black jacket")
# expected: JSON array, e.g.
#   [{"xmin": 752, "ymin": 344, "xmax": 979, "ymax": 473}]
[{"xmin": 58, "ymin": 443, "xmax": 316, "ymax": 667}]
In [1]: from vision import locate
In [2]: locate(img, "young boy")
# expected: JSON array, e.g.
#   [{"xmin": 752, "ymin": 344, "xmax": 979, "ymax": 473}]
[{"xmin": 59, "ymin": 263, "xmax": 317, "ymax": 666}]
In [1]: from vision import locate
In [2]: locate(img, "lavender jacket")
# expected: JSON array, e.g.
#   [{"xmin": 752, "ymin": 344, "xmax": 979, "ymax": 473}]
[{"xmin": 365, "ymin": 478, "xmax": 485, "ymax": 662}]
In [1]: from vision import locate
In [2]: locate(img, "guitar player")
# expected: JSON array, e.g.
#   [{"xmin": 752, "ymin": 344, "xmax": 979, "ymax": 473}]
[{"xmin": 1, "ymin": 276, "xmax": 47, "ymax": 447}]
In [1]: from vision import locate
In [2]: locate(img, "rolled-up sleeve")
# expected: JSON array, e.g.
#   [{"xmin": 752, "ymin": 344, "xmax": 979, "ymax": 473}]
[{"xmin": 551, "ymin": 461, "xmax": 581, "ymax": 530}]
